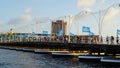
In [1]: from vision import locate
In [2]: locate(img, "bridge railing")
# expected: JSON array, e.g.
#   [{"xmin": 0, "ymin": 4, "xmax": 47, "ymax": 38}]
[{"xmin": 0, "ymin": 36, "xmax": 119, "ymax": 45}]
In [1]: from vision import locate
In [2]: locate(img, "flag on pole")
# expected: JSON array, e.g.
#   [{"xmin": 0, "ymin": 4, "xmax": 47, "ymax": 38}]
[
  {"xmin": 32, "ymin": 32, "xmax": 35, "ymax": 37},
  {"xmin": 43, "ymin": 31, "xmax": 48, "ymax": 34},
  {"xmin": 47, "ymin": 34, "xmax": 50, "ymax": 37},
  {"xmin": 24, "ymin": 33, "xmax": 28, "ymax": 38},
  {"xmin": 82, "ymin": 26, "xmax": 90, "ymax": 32},
  {"xmin": 18, "ymin": 34, "xmax": 21, "ymax": 39},
  {"xmin": 117, "ymin": 29, "xmax": 120, "ymax": 35},
  {"xmin": 58, "ymin": 29, "xmax": 64, "ymax": 35},
  {"xmin": 89, "ymin": 32, "xmax": 94, "ymax": 36},
  {"xmin": 69, "ymin": 32, "xmax": 74, "ymax": 36}
]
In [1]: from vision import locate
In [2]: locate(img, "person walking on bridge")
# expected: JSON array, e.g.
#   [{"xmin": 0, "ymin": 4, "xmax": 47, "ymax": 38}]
[
  {"xmin": 106, "ymin": 36, "xmax": 109, "ymax": 44},
  {"xmin": 110, "ymin": 36, "xmax": 114, "ymax": 44},
  {"xmin": 116, "ymin": 35, "xmax": 119, "ymax": 44}
]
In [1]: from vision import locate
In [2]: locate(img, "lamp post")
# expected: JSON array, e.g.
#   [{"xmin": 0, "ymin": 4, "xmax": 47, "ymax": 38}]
[
  {"xmin": 66, "ymin": 15, "xmax": 73, "ymax": 43},
  {"xmin": 68, "ymin": 15, "xmax": 71, "ymax": 43},
  {"xmin": 100, "ymin": 3, "xmax": 120, "ymax": 43},
  {"xmin": 74, "ymin": 10, "xmax": 88, "ymax": 35},
  {"xmin": 100, "ymin": 3, "xmax": 120, "ymax": 35},
  {"xmin": 89, "ymin": 3, "xmax": 120, "ymax": 43},
  {"xmin": 66, "ymin": 11, "xmax": 88, "ymax": 43}
]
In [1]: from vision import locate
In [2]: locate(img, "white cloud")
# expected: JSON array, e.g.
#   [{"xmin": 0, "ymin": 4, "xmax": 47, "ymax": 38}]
[
  {"xmin": 103, "ymin": 7, "xmax": 120, "ymax": 22},
  {"xmin": 77, "ymin": 0, "xmax": 96, "ymax": 8},
  {"xmin": 73, "ymin": 9, "xmax": 91, "ymax": 22},
  {"xmin": 8, "ymin": 8, "xmax": 33, "ymax": 26},
  {"xmin": 8, "ymin": 14, "xmax": 32, "ymax": 26},
  {"xmin": 0, "ymin": 21, "xmax": 3, "ymax": 26},
  {"xmin": 7, "ymin": 8, "xmax": 51, "ymax": 33},
  {"xmin": 101, "ymin": 7, "xmax": 120, "ymax": 36},
  {"xmin": 102, "ymin": 21, "xmax": 118, "ymax": 36},
  {"xmin": 101, "ymin": 0, "xmax": 105, "ymax": 4},
  {"xmin": 21, "ymin": 14, "xmax": 32, "ymax": 22},
  {"xmin": 25, "ymin": 8, "xmax": 32, "ymax": 14},
  {"xmin": 33, "ymin": 16, "xmax": 50, "ymax": 23},
  {"xmin": 0, "ymin": 21, "xmax": 6, "ymax": 32},
  {"xmin": 77, "ymin": 0, "xmax": 106, "ymax": 9}
]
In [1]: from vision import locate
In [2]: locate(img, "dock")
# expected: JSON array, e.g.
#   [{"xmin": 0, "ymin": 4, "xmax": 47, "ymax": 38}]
[
  {"xmin": 0, "ymin": 41, "xmax": 120, "ymax": 64},
  {"xmin": 0, "ymin": 42, "xmax": 120, "ymax": 56}
]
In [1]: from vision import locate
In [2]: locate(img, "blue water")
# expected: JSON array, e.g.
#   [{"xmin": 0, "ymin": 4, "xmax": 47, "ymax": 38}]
[{"xmin": 0, "ymin": 49, "xmax": 119, "ymax": 68}]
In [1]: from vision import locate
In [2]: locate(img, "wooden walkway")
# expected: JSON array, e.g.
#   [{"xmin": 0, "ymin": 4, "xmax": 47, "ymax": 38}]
[{"xmin": 0, "ymin": 42, "xmax": 120, "ymax": 56}]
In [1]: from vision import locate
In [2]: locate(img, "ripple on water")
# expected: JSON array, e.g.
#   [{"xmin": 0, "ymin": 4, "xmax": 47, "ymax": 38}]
[{"xmin": 0, "ymin": 49, "xmax": 120, "ymax": 68}]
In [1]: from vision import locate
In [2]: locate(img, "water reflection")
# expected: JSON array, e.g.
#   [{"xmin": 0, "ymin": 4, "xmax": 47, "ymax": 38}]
[{"xmin": 0, "ymin": 49, "xmax": 119, "ymax": 68}]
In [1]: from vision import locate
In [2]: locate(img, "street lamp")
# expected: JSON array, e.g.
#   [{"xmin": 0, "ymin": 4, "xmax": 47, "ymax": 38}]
[
  {"xmin": 88, "ymin": 3, "xmax": 120, "ymax": 43},
  {"xmin": 66, "ymin": 11, "xmax": 90, "ymax": 43},
  {"xmin": 75, "ymin": 10, "xmax": 91, "ymax": 35},
  {"xmin": 65, "ymin": 15, "xmax": 74, "ymax": 43},
  {"xmin": 68, "ymin": 15, "xmax": 72, "ymax": 43},
  {"xmin": 100, "ymin": 3, "xmax": 120, "ymax": 35}
]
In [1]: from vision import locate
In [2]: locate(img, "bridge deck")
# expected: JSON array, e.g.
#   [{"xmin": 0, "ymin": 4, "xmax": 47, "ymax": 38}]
[{"xmin": 0, "ymin": 42, "xmax": 120, "ymax": 56}]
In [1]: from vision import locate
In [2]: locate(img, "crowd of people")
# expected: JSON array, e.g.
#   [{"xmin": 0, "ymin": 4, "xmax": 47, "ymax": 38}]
[
  {"xmin": 38, "ymin": 35, "xmax": 119, "ymax": 44},
  {"xmin": 106, "ymin": 36, "xmax": 119, "ymax": 44},
  {"xmin": 0, "ymin": 34, "xmax": 119, "ymax": 45}
]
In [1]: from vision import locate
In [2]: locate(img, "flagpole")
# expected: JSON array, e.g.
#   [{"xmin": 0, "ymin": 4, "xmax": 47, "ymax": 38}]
[
  {"xmin": 68, "ymin": 15, "xmax": 71, "ymax": 43},
  {"xmin": 89, "ymin": 3, "xmax": 120, "ymax": 44}
]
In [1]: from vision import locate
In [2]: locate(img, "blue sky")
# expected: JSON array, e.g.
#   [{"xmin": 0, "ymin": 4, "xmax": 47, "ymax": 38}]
[
  {"xmin": 0, "ymin": 0, "xmax": 78, "ymax": 22},
  {"xmin": 0, "ymin": 0, "xmax": 120, "ymax": 36}
]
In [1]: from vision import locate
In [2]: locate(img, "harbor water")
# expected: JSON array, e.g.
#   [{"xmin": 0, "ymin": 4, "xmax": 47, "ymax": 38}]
[{"xmin": 0, "ymin": 49, "xmax": 119, "ymax": 68}]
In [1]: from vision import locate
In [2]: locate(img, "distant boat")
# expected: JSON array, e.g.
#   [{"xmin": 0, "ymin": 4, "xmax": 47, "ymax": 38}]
[
  {"xmin": 0, "ymin": 46, "xmax": 5, "ymax": 48},
  {"xmin": 101, "ymin": 57, "xmax": 120, "ymax": 63},
  {"xmin": 8, "ymin": 47, "xmax": 16, "ymax": 50},
  {"xmin": 15, "ymin": 48, "xmax": 24, "ymax": 51},
  {"xmin": 78, "ymin": 55, "xmax": 102, "ymax": 62},
  {"xmin": 52, "ymin": 52, "xmax": 78, "ymax": 58},
  {"xmin": 22, "ymin": 48, "xmax": 35, "ymax": 52},
  {"xmin": 34, "ymin": 49, "xmax": 50, "ymax": 54},
  {"xmin": 2, "ymin": 46, "xmax": 9, "ymax": 49}
]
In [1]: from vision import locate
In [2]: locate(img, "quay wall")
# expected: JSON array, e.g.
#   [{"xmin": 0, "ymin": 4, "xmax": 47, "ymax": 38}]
[{"xmin": 0, "ymin": 42, "xmax": 120, "ymax": 55}]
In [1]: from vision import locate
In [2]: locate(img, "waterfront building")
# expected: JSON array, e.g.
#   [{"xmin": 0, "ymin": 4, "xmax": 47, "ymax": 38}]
[{"xmin": 51, "ymin": 20, "xmax": 67, "ymax": 35}]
